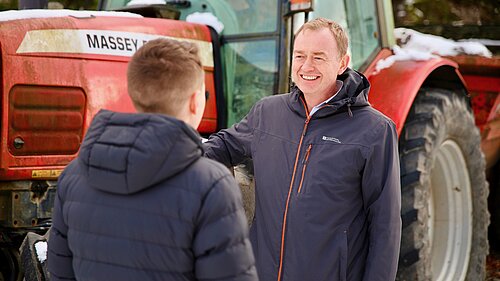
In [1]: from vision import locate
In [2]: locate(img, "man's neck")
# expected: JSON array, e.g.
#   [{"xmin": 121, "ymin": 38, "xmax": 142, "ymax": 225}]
[{"xmin": 303, "ymin": 81, "xmax": 343, "ymax": 113}]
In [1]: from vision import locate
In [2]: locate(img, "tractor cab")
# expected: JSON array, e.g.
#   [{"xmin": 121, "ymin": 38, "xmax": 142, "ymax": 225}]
[{"xmin": 98, "ymin": 0, "xmax": 391, "ymax": 127}]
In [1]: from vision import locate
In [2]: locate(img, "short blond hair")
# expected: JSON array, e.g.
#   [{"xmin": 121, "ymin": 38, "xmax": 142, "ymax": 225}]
[
  {"xmin": 295, "ymin": 18, "xmax": 349, "ymax": 60},
  {"xmin": 127, "ymin": 38, "xmax": 204, "ymax": 116}
]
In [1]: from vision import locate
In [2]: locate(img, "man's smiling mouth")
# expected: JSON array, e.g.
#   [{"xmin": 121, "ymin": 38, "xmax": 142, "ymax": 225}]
[{"xmin": 301, "ymin": 75, "xmax": 319, "ymax": 81}]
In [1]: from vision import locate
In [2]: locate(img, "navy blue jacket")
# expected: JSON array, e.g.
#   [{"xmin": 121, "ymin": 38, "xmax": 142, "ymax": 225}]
[
  {"xmin": 205, "ymin": 69, "xmax": 401, "ymax": 281},
  {"xmin": 48, "ymin": 110, "xmax": 258, "ymax": 281}
]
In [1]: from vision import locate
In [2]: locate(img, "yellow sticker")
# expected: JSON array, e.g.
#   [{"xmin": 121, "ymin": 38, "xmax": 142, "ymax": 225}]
[{"xmin": 32, "ymin": 169, "xmax": 63, "ymax": 178}]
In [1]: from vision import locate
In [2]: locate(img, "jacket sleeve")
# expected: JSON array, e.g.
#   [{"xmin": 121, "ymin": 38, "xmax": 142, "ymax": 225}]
[
  {"xmin": 361, "ymin": 121, "xmax": 402, "ymax": 281},
  {"xmin": 193, "ymin": 174, "xmax": 258, "ymax": 281},
  {"xmin": 203, "ymin": 103, "xmax": 259, "ymax": 167},
  {"xmin": 48, "ymin": 172, "xmax": 76, "ymax": 281}
]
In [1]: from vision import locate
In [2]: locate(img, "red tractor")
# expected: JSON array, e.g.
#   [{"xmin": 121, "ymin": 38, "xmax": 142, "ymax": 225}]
[{"xmin": 0, "ymin": 0, "xmax": 498, "ymax": 280}]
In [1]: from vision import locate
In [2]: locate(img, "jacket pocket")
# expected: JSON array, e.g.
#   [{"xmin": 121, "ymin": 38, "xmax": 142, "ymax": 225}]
[{"xmin": 297, "ymin": 144, "xmax": 312, "ymax": 194}]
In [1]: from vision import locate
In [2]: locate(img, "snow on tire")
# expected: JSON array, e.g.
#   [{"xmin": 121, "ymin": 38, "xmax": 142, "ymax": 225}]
[{"xmin": 396, "ymin": 88, "xmax": 489, "ymax": 281}]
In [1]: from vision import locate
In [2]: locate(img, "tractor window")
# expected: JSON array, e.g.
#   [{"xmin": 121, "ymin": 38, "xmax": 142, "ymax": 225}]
[
  {"xmin": 310, "ymin": 0, "xmax": 380, "ymax": 70},
  {"xmin": 344, "ymin": 0, "xmax": 380, "ymax": 69},
  {"xmin": 168, "ymin": 0, "xmax": 278, "ymax": 36},
  {"xmin": 309, "ymin": 0, "xmax": 348, "ymax": 29},
  {"xmin": 102, "ymin": 0, "xmax": 279, "ymax": 35},
  {"xmin": 214, "ymin": 0, "xmax": 278, "ymax": 35},
  {"xmin": 223, "ymin": 40, "xmax": 278, "ymax": 125}
]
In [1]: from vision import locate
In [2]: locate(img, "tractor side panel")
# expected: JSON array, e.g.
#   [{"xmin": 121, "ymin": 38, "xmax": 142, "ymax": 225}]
[{"xmin": 363, "ymin": 49, "xmax": 462, "ymax": 135}]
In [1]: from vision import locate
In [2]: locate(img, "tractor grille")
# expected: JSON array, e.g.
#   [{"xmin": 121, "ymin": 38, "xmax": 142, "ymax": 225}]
[{"xmin": 8, "ymin": 85, "xmax": 86, "ymax": 155}]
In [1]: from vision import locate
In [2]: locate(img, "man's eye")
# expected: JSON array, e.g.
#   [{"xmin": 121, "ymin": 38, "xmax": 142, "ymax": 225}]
[
  {"xmin": 314, "ymin": 57, "xmax": 324, "ymax": 61},
  {"xmin": 294, "ymin": 55, "xmax": 304, "ymax": 59}
]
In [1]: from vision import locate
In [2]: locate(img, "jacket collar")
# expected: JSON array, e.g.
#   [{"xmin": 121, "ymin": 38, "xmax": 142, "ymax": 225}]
[{"xmin": 288, "ymin": 68, "xmax": 371, "ymax": 119}]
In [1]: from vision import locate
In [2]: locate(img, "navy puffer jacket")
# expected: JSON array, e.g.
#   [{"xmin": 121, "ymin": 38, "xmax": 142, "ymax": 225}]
[{"xmin": 48, "ymin": 110, "xmax": 257, "ymax": 281}]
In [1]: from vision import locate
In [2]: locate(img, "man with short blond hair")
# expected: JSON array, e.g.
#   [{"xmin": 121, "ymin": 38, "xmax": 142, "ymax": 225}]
[
  {"xmin": 205, "ymin": 18, "xmax": 401, "ymax": 281},
  {"xmin": 295, "ymin": 17, "xmax": 349, "ymax": 60},
  {"xmin": 48, "ymin": 38, "xmax": 258, "ymax": 281}
]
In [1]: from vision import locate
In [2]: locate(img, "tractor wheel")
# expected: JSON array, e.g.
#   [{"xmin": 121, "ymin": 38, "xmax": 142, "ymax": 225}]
[
  {"xmin": 396, "ymin": 88, "xmax": 489, "ymax": 281},
  {"xmin": 234, "ymin": 160, "xmax": 255, "ymax": 225},
  {"xmin": 0, "ymin": 248, "xmax": 22, "ymax": 281}
]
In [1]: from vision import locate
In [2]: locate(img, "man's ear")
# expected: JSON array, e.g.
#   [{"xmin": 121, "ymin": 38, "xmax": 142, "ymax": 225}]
[
  {"xmin": 339, "ymin": 55, "xmax": 350, "ymax": 74},
  {"xmin": 188, "ymin": 91, "xmax": 198, "ymax": 115}
]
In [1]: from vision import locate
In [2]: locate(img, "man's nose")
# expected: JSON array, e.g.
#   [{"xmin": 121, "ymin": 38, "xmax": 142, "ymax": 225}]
[{"xmin": 301, "ymin": 57, "xmax": 315, "ymax": 71}]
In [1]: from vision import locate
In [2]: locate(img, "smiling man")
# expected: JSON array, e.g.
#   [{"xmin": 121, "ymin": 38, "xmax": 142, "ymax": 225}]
[
  {"xmin": 291, "ymin": 23, "xmax": 349, "ymax": 113},
  {"xmin": 204, "ymin": 18, "xmax": 402, "ymax": 281}
]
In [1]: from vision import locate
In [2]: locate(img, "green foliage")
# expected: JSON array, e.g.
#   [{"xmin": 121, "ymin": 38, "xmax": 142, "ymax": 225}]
[
  {"xmin": 0, "ymin": 0, "xmax": 18, "ymax": 10},
  {"xmin": 56, "ymin": 0, "xmax": 97, "ymax": 9},
  {"xmin": 393, "ymin": 0, "xmax": 500, "ymax": 45},
  {"xmin": 393, "ymin": 0, "xmax": 500, "ymax": 26}
]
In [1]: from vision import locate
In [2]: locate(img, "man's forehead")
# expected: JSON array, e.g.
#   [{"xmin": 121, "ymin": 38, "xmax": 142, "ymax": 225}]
[{"xmin": 294, "ymin": 29, "xmax": 336, "ymax": 51}]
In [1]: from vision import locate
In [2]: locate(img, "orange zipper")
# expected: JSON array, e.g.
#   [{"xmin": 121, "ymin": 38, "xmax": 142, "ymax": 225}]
[
  {"xmin": 277, "ymin": 98, "xmax": 310, "ymax": 281},
  {"xmin": 297, "ymin": 144, "xmax": 312, "ymax": 194}
]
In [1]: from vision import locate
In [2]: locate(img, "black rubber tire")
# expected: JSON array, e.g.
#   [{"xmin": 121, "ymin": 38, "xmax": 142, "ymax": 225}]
[
  {"xmin": 0, "ymin": 248, "xmax": 22, "ymax": 281},
  {"xmin": 396, "ymin": 88, "xmax": 489, "ymax": 281}
]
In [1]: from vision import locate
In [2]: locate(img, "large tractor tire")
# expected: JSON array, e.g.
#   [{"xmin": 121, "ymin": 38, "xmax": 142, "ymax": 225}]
[
  {"xmin": 0, "ymin": 248, "xmax": 22, "ymax": 281},
  {"xmin": 397, "ymin": 88, "xmax": 489, "ymax": 281},
  {"xmin": 234, "ymin": 161, "xmax": 255, "ymax": 225}
]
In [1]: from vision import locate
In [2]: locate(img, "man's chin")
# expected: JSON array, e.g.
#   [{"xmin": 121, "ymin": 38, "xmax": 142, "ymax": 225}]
[{"xmin": 296, "ymin": 84, "xmax": 317, "ymax": 95}]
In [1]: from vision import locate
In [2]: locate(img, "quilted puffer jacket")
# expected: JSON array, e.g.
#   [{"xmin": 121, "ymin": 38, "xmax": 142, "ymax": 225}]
[{"xmin": 48, "ymin": 110, "xmax": 258, "ymax": 281}]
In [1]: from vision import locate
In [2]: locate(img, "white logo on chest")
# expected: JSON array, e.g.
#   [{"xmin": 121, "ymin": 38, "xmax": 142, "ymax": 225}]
[{"xmin": 322, "ymin": 136, "xmax": 341, "ymax": 144}]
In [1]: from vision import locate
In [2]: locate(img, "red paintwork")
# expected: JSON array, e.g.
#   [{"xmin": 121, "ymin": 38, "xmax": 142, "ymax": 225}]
[
  {"xmin": 450, "ymin": 55, "xmax": 500, "ymax": 169},
  {"xmin": 363, "ymin": 48, "xmax": 461, "ymax": 135},
  {"xmin": 451, "ymin": 55, "xmax": 500, "ymax": 127},
  {"xmin": 9, "ymin": 85, "xmax": 85, "ymax": 156},
  {"xmin": 364, "ymin": 49, "xmax": 500, "ymax": 169},
  {"xmin": 197, "ymin": 72, "xmax": 217, "ymax": 133},
  {"xmin": 466, "ymin": 76, "xmax": 499, "ymax": 129},
  {"xmin": 0, "ymin": 16, "xmax": 216, "ymax": 180}
]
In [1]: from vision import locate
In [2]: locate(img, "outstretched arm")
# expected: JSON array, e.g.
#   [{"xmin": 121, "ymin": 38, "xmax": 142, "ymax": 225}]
[{"xmin": 204, "ymin": 103, "xmax": 259, "ymax": 167}]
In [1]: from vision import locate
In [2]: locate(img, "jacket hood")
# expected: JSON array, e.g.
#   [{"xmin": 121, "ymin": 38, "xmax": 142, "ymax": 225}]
[
  {"xmin": 289, "ymin": 68, "xmax": 371, "ymax": 118},
  {"xmin": 78, "ymin": 110, "xmax": 203, "ymax": 195}
]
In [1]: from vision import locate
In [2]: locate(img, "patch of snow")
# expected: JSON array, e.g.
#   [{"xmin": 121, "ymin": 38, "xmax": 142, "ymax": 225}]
[
  {"xmin": 186, "ymin": 12, "xmax": 224, "ymax": 34},
  {"xmin": 34, "ymin": 241, "xmax": 47, "ymax": 263},
  {"xmin": 459, "ymin": 38, "xmax": 500, "ymax": 47},
  {"xmin": 375, "ymin": 45, "xmax": 439, "ymax": 73},
  {"xmin": 394, "ymin": 28, "xmax": 492, "ymax": 57},
  {"xmin": 0, "ymin": 9, "xmax": 142, "ymax": 22},
  {"xmin": 126, "ymin": 0, "xmax": 166, "ymax": 6},
  {"xmin": 374, "ymin": 28, "xmax": 493, "ymax": 73}
]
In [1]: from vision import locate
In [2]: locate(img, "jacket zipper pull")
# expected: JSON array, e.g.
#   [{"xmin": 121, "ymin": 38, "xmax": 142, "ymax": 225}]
[
  {"xmin": 347, "ymin": 102, "xmax": 353, "ymax": 117},
  {"xmin": 302, "ymin": 117, "xmax": 310, "ymax": 136},
  {"xmin": 302, "ymin": 144, "xmax": 312, "ymax": 164}
]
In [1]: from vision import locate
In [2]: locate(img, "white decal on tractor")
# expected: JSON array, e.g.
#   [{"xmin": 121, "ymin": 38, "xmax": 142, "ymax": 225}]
[{"xmin": 16, "ymin": 29, "xmax": 214, "ymax": 67}]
